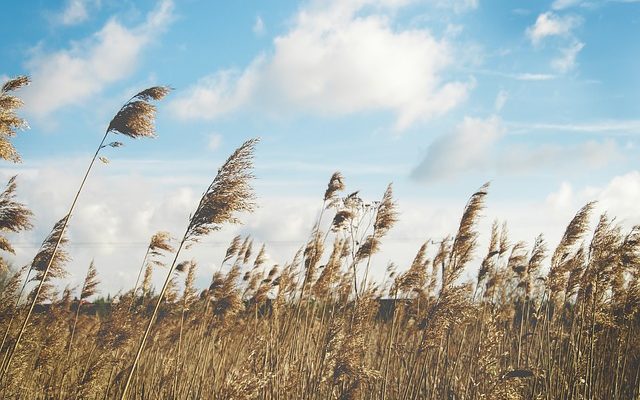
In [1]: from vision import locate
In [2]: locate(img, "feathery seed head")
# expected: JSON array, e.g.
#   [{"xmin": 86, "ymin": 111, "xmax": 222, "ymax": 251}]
[
  {"xmin": 186, "ymin": 138, "xmax": 258, "ymax": 242},
  {"xmin": 324, "ymin": 171, "xmax": 345, "ymax": 203},
  {"xmin": 107, "ymin": 86, "xmax": 171, "ymax": 139}
]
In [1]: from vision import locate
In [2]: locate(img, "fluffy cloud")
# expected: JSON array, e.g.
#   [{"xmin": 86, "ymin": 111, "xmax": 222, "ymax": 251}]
[
  {"xmin": 170, "ymin": 0, "xmax": 471, "ymax": 131},
  {"xmin": 547, "ymin": 171, "xmax": 640, "ymax": 226},
  {"xmin": 253, "ymin": 16, "xmax": 265, "ymax": 36},
  {"xmin": 55, "ymin": 0, "xmax": 92, "ymax": 26},
  {"xmin": 551, "ymin": 0, "xmax": 583, "ymax": 10},
  {"xmin": 494, "ymin": 90, "xmax": 508, "ymax": 111},
  {"xmin": 411, "ymin": 116, "xmax": 621, "ymax": 183},
  {"xmin": 551, "ymin": 41, "xmax": 585, "ymax": 72},
  {"xmin": 208, "ymin": 133, "xmax": 222, "ymax": 151},
  {"xmin": 526, "ymin": 12, "xmax": 581, "ymax": 45},
  {"xmin": 22, "ymin": 0, "xmax": 174, "ymax": 118},
  {"xmin": 411, "ymin": 116, "xmax": 504, "ymax": 182}
]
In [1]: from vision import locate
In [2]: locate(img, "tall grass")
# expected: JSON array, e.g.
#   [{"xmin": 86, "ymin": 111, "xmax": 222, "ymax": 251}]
[{"xmin": 0, "ymin": 78, "xmax": 638, "ymax": 399}]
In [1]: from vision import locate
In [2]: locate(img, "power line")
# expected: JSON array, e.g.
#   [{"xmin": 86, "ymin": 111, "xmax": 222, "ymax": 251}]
[{"xmin": 8, "ymin": 237, "xmax": 433, "ymax": 249}]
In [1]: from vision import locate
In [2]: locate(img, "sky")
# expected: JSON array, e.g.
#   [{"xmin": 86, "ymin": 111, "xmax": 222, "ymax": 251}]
[{"xmin": 1, "ymin": 0, "xmax": 639, "ymax": 296}]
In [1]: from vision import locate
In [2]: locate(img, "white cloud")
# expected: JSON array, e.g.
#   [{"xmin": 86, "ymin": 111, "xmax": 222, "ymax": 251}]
[
  {"xmin": 22, "ymin": 0, "xmax": 174, "ymax": 118},
  {"xmin": 412, "ymin": 116, "xmax": 621, "ymax": 183},
  {"xmin": 515, "ymin": 73, "xmax": 556, "ymax": 81},
  {"xmin": 551, "ymin": 0, "xmax": 583, "ymax": 10},
  {"xmin": 411, "ymin": 116, "xmax": 504, "ymax": 182},
  {"xmin": 253, "ymin": 16, "xmax": 265, "ymax": 36},
  {"xmin": 494, "ymin": 90, "xmax": 508, "ymax": 111},
  {"xmin": 56, "ymin": 0, "xmax": 90, "ymax": 26},
  {"xmin": 169, "ymin": 64, "xmax": 260, "ymax": 121},
  {"xmin": 508, "ymin": 119, "xmax": 640, "ymax": 134},
  {"xmin": 208, "ymin": 133, "xmax": 222, "ymax": 151},
  {"xmin": 430, "ymin": 0, "xmax": 479, "ymax": 12},
  {"xmin": 476, "ymin": 70, "xmax": 557, "ymax": 81},
  {"xmin": 546, "ymin": 171, "xmax": 640, "ymax": 226},
  {"xmin": 170, "ymin": 0, "xmax": 471, "ymax": 131},
  {"xmin": 497, "ymin": 139, "xmax": 620, "ymax": 172},
  {"xmin": 526, "ymin": 12, "xmax": 581, "ymax": 45},
  {"xmin": 546, "ymin": 181, "xmax": 573, "ymax": 210},
  {"xmin": 551, "ymin": 41, "xmax": 584, "ymax": 72}
]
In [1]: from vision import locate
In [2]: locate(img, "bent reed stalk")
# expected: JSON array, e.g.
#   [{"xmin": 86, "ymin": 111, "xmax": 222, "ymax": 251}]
[
  {"xmin": 0, "ymin": 87, "xmax": 170, "ymax": 382},
  {"xmin": 120, "ymin": 138, "xmax": 258, "ymax": 400}
]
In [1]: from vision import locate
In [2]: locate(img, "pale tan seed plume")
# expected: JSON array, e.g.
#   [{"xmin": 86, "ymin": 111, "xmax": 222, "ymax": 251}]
[
  {"xmin": 300, "ymin": 227, "xmax": 325, "ymax": 299},
  {"xmin": 324, "ymin": 171, "xmax": 346, "ymax": 208},
  {"xmin": 0, "ymin": 76, "xmax": 30, "ymax": 163},
  {"xmin": 373, "ymin": 183, "xmax": 398, "ymax": 237},
  {"xmin": 355, "ymin": 236, "xmax": 379, "ymax": 262},
  {"xmin": 508, "ymin": 241, "xmax": 528, "ymax": 277},
  {"xmin": 29, "ymin": 216, "xmax": 71, "ymax": 300},
  {"xmin": 252, "ymin": 264, "xmax": 276, "ymax": 304},
  {"xmin": 243, "ymin": 239, "xmax": 254, "ymax": 264},
  {"xmin": 0, "ymin": 176, "xmax": 33, "ymax": 254},
  {"xmin": 579, "ymin": 213, "xmax": 622, "ymax": 305},
  {"xmin": 80, "ymin": 260, "xmax": 100, "ymax": 301},
  {"xmin": 524, "ymin": 234, "xmax": 547, "ymax": 299},
  {"xmin": 212, "ymin": 264, "xmax": 243, "ymax": 321},
  {"xmin": 548, "ymin": 202, "xmax": 595, "ymax": 300},
  {"xmin": 477, "ymin": 220, "xmax": 500, "ymax": 289},
  {"xmin": 149, "ymin": 231, "xmax": 174, "ymax": 256},
  {"xmin": 238, "ymin": 236, "xmax": 251, "ymax": 260},
  {"xmin": 106, "ymin": 86, "xmax": 171, "ymax": 139},
  {"xmin": 141, "ymin": 262, "xmax": 153, "ymax": 297},
  {"xmin": 253, "ymin": 244, "xmax": 267, "ymax": 270},
  {"xmin": 395, "ymin": 241, "xmax": 429, "ymax": 294},
  {"xmin": 313, "ymin": 238, "xmax": 345, "ymax": 298},
  {"xmin": 131, "ymin": 231, "xmax": 174, "ymax": 303},
  {"xmin": 564, "ymin": 247, "xmax": 586, "ymax": 302},
  {"xmin": 431, "ymin": 237, "xmax": 450, "ymax": 296},
  {"xmin": 444, "ymin": 182, "xmax": 489, "ymax": 290},
  {"xmin": 185, "ymin": 138, "xmax": 258, "ymax": 243},
  {"xmin": 357, "ymin": 184, "xmax": 398, "ymax": 290},
  {"xmin": 331, "ymin": 209, "xmax": 354, "ymax": 232},
  {"xmin": 180, "ymin": 260, "xmax": 198, "ymax": 306},
  {"xmin": 550, "ymin": 201, "xmax": 595, "ymax": 269},
  {"xmin": 498, "ymin": 221, "xmax": 510, "ymax": 257},
  {"xmin": 223, "ymin": 235, "xmax": 243, "ymax": 265}
]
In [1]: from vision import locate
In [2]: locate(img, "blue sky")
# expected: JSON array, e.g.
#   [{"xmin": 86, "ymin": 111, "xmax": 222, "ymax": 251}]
[{"xmin": 1, "ymin": 0, "xmax": 639, "ymax": 294}]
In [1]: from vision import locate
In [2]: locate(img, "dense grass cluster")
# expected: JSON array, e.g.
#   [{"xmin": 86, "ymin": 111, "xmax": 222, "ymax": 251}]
[{"xmin": 0, "ymin": 76, "xmax": 638, "ymax": 399}]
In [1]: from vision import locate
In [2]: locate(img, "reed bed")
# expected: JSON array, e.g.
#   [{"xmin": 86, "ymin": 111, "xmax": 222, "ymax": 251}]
[{"xmin": 0, "ymin": 77, "xmax": 638, "ymax": 399}]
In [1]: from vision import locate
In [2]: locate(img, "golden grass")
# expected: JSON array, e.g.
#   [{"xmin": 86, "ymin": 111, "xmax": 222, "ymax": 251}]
[{"xmin": 0, "ymin": 80, "xmax": 638, "ymax": 399}]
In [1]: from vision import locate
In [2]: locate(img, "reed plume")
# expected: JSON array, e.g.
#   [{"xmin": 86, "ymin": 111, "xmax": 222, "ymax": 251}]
[
  {"xmin": 130, "ymin": 231, "xmax": 174, "ymax": 309},
  {"xmin": 0, "ymin": 76, "xmax": 30, "ymax": 163},
  {"xmin": 477, "ymin": 221, "xmax": 499, "ymax": 288},
  {"xmin": 444, "ymin": 182, "xmax": 489, "ymax": 291},
  {"xmin": 313, "ymin": 238, "xmax": 346, "ymax": 299},
  {"xmin": 359, "ymin": 183, "xmax": 398, "ymax": 293},
  {"xmin": 395, "ymin": 241, "xmax": 429, "ymax": 295},
  {"xmin": 67, "ymin": 260, "xmax": 100, "ymax": 357},
  {"xmin": 0, "ymin": 176, "xmax": 33, "ymax": 255},
  {"xmin": 324, "ymin": 171, "xmax": 345, "ymax": 208},
  {"xmin": 548, "ymin": 202, "xmax": 595, "ymax": 303}
]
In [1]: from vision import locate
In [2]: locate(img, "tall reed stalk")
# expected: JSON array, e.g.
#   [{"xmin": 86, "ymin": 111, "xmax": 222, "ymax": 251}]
[
  {"xmin": 120, "ymin": 138, "xmax": 258, "ymax": 400},
  {"xmin": 0, "ymin": 86, "xmax": 170, "ymax": 382}
]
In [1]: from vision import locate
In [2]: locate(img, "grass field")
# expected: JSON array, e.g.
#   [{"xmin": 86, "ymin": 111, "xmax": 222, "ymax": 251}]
[{"xmin": 0, "ymin": 76, "xmax": 639, "ymax": 399}]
